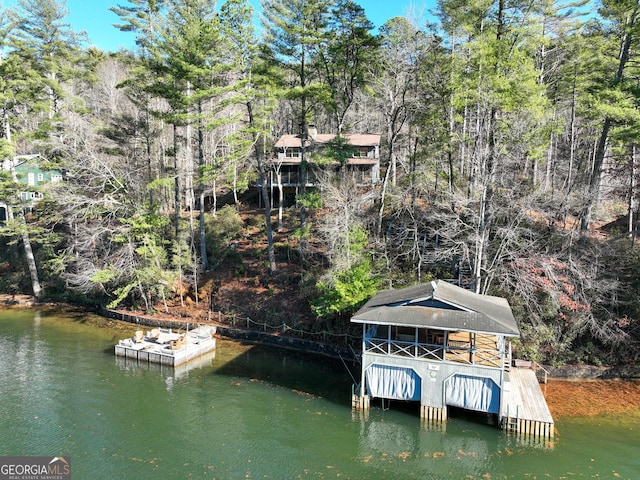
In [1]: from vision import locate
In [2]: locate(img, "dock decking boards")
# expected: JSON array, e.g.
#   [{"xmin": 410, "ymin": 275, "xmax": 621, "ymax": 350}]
[{"xmin": 501, "ymin": 367, "xmax": 554, "ymax": 438}]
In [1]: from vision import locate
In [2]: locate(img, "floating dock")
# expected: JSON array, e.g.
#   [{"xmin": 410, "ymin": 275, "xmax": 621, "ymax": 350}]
[
  {"xmin": 501, "ymin": 367, "xmax": 554, "ymax": 439},
  {"xmin": 115, "ymin": 325, "xmax": 216, "ymax": 367}
]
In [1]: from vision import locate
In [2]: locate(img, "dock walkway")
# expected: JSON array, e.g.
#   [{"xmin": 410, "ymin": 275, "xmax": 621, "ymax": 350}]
[{"xmin": 501, "ymin": 367, "xmax": 554, "ymax": 438}]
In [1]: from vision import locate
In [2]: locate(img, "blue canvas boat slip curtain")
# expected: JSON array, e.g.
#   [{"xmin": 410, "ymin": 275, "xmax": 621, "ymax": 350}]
[
  {"xmin": 446, "ymin": 374, "xmax": 500, "ymax": 413},
  {"xmin": 366, "ymin": 366, "xmax": 500, "ymax": 414},
  {"xmin": 366, "ymin": 365, "xmax": 421, "ymax": 401}
]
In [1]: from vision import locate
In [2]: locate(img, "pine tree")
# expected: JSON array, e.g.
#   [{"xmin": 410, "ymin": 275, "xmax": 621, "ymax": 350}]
[
  {"xmin": 220, "ymin": 0, "xmax": 279, "ymax": 274},
  {"xmin": 580, "ymin": 0, "xmax": 640, "ymax": 233},
  {"xmin": 261, "ymin": 0, "xmax": 332, "ymax": 263}
]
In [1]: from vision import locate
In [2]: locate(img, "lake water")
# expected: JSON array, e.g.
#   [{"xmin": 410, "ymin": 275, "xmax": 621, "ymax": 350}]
[{"xmin": 1, "ymin": 308, "xmax": 639, "ymax": 479}]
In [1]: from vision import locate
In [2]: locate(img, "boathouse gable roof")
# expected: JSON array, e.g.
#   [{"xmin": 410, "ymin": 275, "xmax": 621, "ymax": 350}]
[{"xmin": 351, "ymin": 280, "xmax": 519, "ymax": 337}]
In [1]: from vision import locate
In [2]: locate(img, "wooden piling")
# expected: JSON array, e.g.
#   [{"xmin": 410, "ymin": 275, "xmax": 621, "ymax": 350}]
[
  {"xmin": 420, "ymin": 405, "xmax": 447, "ymax": 423},
  {"xmin": 352, "ymin": 394, "xmax": 370, "ymax": 411}
]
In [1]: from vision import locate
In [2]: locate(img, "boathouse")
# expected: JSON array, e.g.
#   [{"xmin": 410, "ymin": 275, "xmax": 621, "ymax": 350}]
[{"xmin": 351, "ymin": 280, "xmax": 554, "ymax": 438}]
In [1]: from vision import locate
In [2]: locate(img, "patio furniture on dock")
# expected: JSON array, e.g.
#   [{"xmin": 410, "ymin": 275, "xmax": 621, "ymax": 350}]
[{"xmin": 115, "ymin": 325, "xmax": 217, "ymax": 367}]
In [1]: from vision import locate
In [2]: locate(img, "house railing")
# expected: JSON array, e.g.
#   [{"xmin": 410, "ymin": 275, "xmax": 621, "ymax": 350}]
[
  {"xmin": 364, "ymin": 337, "xmax": 504, "ymax": 369},
  {"xmin": 258, "ymin": 168, "xmax": 373, "ymax": 188}
]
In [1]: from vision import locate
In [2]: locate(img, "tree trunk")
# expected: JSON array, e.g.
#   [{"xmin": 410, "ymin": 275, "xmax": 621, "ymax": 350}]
[
  {"xmin": 581, "ymin": 1, "xmax": 640, "ymax": 233},
  {"xmin": 197, "ymin": 100, "xmax": 208, "ymax": 272},
  {"xmin": 200, "ymin": 190, "xmax": 208, "ymax": 271},
  {"xmin": 247, "ymin": 101, "xmax": 276, "ymax": 274},
  {"xmin": 376, "ymin": 151, "xmax": 393, "ymax": 237},
  {"xmin": 630, "ymin": 144, "xmax": 637, "ymax": 242},
  {"xmin": 19, "ymin": 212, "xmax": 41, "ymax": 298},
  {"xmin": 173, "ymin": 123, "xmax": 180, "ymax": 238},
  {"xmin": 277, "ymin": 171, "xmax": 284, "ymax": 231}
]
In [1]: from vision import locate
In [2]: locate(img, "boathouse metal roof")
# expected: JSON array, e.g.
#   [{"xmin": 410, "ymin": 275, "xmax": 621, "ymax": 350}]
[{"xmin": 351, "ymin": 280, "xmax": 520, "ymax": 337}]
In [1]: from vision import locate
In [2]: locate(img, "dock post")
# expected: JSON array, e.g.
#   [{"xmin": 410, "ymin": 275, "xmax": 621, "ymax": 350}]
[
  {"xmin": 352, "ymin": 393, "xmax": 370, "ymax": 410},
  {"xmin": 351, "ymin": 383, "xmax": 370, "ymax": 411},
  {"xmin": 420, "ymin": 405, "xmax": 447, "ymax": 425}
]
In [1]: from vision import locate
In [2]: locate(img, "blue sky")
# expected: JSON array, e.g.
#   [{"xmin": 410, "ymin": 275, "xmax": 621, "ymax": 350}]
[{"xmin": 2, "ymin": 0, "xmax": 436, "ymax": 52}]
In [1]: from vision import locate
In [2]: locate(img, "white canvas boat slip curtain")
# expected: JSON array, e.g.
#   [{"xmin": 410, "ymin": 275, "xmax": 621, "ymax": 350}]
[
  {"xmin": 445, "ymin": 374, "xmax": 500, "ymax": 413},
  {"xmin": 366, "ymin": 365, "xmax": 421, "ymax": 401}
]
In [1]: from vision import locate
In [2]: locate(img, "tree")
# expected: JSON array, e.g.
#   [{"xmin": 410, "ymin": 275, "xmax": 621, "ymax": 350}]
[
  {"xmin": 110, "ymin": 0, "xmax": 166, "ymax": 53},
  {"xmin": 8, "ymin": 0, "xmax": 87, "ymax": 132},
  {"xmin": 312, "ymin": 175, "xmax": 379, "ymax": 319},
  {"xmin": 221, "ymin": 0, "xmax": 279, "ymax": 274},
  {"xmin": 0, "ymin": 0, "xmax": 88, "ymax": 299},
  {"xmin": 261, "ymin": 0, "xmax": 331, "ymax": 263},
  {"xmin": 316, "ymin": 0, "xmax": 378, "ymax": 133},
  {"xmin": 370, "ymin": 17, "xmax": 423, "ymax": 236},
  {"xmin": 438, "ymin": 0, "xmax": 549, "ymax": 293},
  {"xmin": 111, "ymin": 0, "xmax": 167, "ymax": 208},
  {"xmin": 580, "ymin": 0, "xmax": 640, "ymax": 233}
]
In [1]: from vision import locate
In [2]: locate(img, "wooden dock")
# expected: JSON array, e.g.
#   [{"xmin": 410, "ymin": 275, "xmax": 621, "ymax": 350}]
[
  {"xmin": 114, "ymin": 326, "xmax": 216, "ymax": 367},
  {"xmin": 501, "ymin": 367, "xmax": 554, "ymax": 439}
]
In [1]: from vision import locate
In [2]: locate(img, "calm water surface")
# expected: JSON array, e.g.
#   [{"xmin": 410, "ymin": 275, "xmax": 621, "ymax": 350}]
[{"xmin": 0, "ymin": 308, "xmax": 639, "ymax": 479}]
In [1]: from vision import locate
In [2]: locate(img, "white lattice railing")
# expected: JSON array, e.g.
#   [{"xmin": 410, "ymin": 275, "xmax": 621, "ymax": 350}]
[{"xmin": 364, "ymin": 338, "xmax": 503, "ymax": 368}]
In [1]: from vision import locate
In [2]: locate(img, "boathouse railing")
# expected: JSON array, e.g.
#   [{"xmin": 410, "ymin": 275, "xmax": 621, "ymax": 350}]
[{"xmin": 364, "ymin": 337, "xmax": 504, "ymax": 369}]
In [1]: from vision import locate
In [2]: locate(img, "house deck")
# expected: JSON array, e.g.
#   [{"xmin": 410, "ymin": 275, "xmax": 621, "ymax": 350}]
[{"xmin": 501, "ymin": 367, "xmax": 554, "ymax": 438}]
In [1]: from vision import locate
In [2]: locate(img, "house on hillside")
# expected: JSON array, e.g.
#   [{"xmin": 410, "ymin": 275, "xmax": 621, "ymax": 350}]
[
  {"xmin": 351, "ymin": 279, "xmax": 554, "ymax": 439},
  {"xmin": 13, "ymin": 155, "xmax": 63, "ymax": 203},
  {"xmin": 0, "ymin": 155, "xmax": 63, "ymax": 221},
  {"xmin": 258, "ymin": 126, "xmax": 381, "ymax": 207}
]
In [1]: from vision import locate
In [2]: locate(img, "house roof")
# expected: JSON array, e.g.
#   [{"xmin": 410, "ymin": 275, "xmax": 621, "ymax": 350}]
[
  {"xmin": 2, "ymin": 154, "xmax": 43, "ymax": 171},
  {"xmin": 274, "ymin": 133, "xmax": 381, "ymax": 148},
  {"xmin": 351, "ymin": 279, "xmax": 520, "ymax": 337}
]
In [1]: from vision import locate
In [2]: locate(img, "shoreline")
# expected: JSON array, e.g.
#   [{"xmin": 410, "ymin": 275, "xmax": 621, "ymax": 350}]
[{"xmin": 3, "ymin": 297, "xmax": 640, "ymax": 418}]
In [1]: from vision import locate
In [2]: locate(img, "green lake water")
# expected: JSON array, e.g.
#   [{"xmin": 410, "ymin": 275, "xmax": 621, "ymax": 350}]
[{"xmin": 1, "ymin": 308, "xmax": 639, "ymax": 479}]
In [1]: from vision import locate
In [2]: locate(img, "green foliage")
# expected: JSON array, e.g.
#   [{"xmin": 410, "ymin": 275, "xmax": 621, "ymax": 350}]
[
  {"xmin": 291, "ymin": 224, "xmax": 311, "ymax": 242},
  {"xmin": 311, "ymin": 259, "xmax": 379, "ymax": 319},
  {"xmin": 296, "ymin": 190, "xmax": 322, "ymax": 209},
  {"xmin": 0, "ymin": 139, "xmax": 15, "ymax": 158},
  {"xmin": 90, "ymin": 208, "xmax": 175, "ymax": 310},
  {"xmin": 513, "ymin": 322, "xmax": 567, "ymax": 365},
  {"xmin": 318, "ymin": 135, "xmax": 357, "ymax": 166},
  {"xmin": 205, "ymin": 205, "xmax": 244, "ymax": 257},
  {"xmin": 311, "ymin": 221, "xmax": 378, "ymax": 319}
]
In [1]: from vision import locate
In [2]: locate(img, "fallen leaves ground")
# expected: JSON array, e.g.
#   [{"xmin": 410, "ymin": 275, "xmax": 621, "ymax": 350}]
[{"xmin": 544, "ymin": 379, "xmax": 640, "ymax": 417}]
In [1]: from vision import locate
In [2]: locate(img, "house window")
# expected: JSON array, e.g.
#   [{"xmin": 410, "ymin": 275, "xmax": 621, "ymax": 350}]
[
  {"xmin": 37, "ymin": 173, "xmax": 44, "ymax": 182},
  {"xmin": 27, "ymin": 172, "xmax": 35, "ymax": 186},
  {"xmin": 51, "ymin": 174, "xmax": 62, "ymax": 182},
  {"xmin": 353, "ymin": 147, "xmax": 371, "ymax": 158},
  {"xmin": 285, "ymin": 148, "xmax": 301, "ymax": 158}
]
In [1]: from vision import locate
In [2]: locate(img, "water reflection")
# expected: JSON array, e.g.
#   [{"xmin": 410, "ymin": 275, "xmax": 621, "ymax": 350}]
[
  {"xmin": 114, "ymin": 350, "xmax": 217, "ymax": 390},
  {"xmin": 3, "ymin": 309, "xmax": 640, "ymax": 480}
]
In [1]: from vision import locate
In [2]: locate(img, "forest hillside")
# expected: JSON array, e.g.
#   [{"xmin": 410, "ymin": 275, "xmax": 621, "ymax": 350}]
[{"xmin": 1, "ymin": 0, "xmax": 640, "ymax": 367}]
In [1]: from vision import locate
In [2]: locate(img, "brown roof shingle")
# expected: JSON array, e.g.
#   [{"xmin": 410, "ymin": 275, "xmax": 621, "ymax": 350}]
[{"xmin": 274, "ymin": 133, "xmax": 380, "ymax": 148}]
